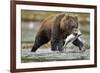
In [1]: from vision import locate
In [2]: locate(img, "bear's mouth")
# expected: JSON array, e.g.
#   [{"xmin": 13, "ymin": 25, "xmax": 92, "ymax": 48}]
[
  {"xmin": 73, "ymin": 33, "xmax": 78, "ymax": 36},
  {"xmin": 72, "ymin": 28, "xmax": 78, "ymax": 35}
]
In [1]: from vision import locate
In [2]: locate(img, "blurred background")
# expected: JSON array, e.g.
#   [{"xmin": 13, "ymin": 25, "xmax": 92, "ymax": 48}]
[{"xmin": 21, "ymin": 10, "xmax": 90, "ymax": 62}]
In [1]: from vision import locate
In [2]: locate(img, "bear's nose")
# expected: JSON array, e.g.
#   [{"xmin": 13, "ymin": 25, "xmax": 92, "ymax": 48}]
[
  {"xmin": 73, "ymin": 33, "xmax": 78, "ymax": 36},
  {"xmin": 75, "ymin": 33, "xmax": 78, "ymax": 36}
]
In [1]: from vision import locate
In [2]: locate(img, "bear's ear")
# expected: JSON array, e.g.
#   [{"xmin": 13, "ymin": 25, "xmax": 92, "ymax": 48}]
[
  {"xmin": 75, "ymin": 16, "xmax": 78, "ymax": 20},
  {"xmin": 57, "ymin": 13, "xmax": 65, "ymax": 19},
  {"xmin": 65, "ymin": 15, "xmax": 71, "ymax": 20}
]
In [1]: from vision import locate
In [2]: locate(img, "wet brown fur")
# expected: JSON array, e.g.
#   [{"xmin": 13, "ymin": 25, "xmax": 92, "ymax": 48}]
[{"xmin": 31, "ymin": 13, "xmax": 78, "ymax": 52}]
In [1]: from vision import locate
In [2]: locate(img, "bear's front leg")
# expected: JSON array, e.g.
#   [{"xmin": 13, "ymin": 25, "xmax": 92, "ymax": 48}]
[
  {"xmin": 51, "ymin": 38, "xmax": 58, "ymax": 51},
  {"xmin": 58, "ymin": 40, "xmax": 64, "ymax": 52}
]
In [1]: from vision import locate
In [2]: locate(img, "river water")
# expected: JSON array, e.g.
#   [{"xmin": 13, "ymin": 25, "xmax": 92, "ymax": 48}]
[{"xmin": 21, "ymin": 48, "xmax": 90, "ymax": 63}]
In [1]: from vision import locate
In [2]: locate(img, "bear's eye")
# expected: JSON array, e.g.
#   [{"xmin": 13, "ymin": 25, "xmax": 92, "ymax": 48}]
[
  {"xmin": 72, "ymin": 25, "xmax": 76, "ymax": 28},
  {"xmin": 68, "ymin": 18, "xmax": 78, "ymax": 29},
  {"xmin": 72, "ymin": 21, "xmax": 78, "ymax": 28},
  {"xmin": 72, "ymin": 25, "xmax": 75, "ymax": 28},
  {"xmin": 70, "ymin": 21, "xmax": 76, "ymax": 27}
]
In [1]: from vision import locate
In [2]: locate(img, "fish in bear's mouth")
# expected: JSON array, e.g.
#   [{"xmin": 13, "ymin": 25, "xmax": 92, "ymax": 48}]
[{"xmin": 63, "ymin": 30, "xmax": 84, "ymax": 52}]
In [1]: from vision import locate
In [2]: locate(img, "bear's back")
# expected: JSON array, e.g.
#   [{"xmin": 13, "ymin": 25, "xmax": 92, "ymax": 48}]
[{"xmin": 40, "ymin": 14, "xmax": 56, "ymax": 29}]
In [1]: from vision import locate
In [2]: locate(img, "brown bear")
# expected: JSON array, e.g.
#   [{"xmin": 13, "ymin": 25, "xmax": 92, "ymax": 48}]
[{"xmin": 31, "ymin": 13, "xmax": 79, "ymax": 52}]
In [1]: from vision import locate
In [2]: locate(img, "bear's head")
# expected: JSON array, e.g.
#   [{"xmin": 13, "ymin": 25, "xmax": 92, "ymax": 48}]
[{"xmin": 60, "ymin": 15, "xmax": 79, "ymax": 35}]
